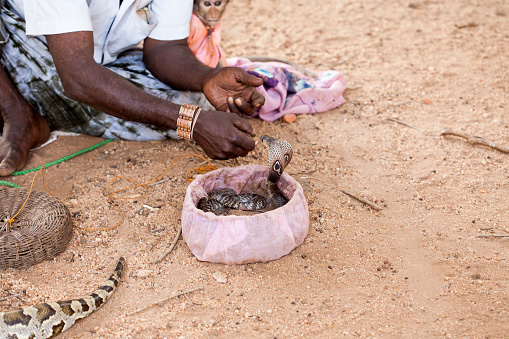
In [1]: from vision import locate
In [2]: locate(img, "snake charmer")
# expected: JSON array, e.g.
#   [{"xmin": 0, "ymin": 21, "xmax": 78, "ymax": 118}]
[{"xmin": 0, "ymin": 0, "xmax": 266, "ymax": 177}]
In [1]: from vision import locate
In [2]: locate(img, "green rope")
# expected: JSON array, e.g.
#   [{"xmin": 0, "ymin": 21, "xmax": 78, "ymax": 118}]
[
  {"xmin": 0, "ymin": 181, "xmax": 21, "ymax": 188},
  {"xmin": 0, "ymin": 138, "xmax": 114, "ymax": 187},
  {"xmin": 10, "ymin": 138, "xmax": 115, "ymax": 176}
]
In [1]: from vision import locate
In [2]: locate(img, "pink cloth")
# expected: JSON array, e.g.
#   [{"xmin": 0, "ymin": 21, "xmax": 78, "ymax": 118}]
[
  {"xmin": 187, "ymin": 14, "xmax": 226, "ymax": 68},
  {"xmin": 187, "ymin": 16, "xmax": 347, "ymax": 121},
  {"xmin": 181, "ymin": 165, "xmax": 309, "ymax": 265},
  {"xmin": 227, "ymin": 57, "xmax": 348, "ymax": 121}
]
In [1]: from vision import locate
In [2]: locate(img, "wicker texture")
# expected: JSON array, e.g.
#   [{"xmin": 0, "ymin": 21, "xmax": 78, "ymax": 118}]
[{"xmin": 0, "ymin": 187, "xmax": 73, "ymax": 269}]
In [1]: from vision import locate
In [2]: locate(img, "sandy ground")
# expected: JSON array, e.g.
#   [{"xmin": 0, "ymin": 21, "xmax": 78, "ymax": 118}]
[{"xmin": 1, "ymin": 0, "xmax": 509, "ymax": 337}]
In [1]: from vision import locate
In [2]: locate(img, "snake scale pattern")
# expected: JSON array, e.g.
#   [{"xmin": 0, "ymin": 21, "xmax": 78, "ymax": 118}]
[
  {"xmin": 198, "ymin": 135, "xmax": 293, "ymax": 215},
  {"xmin": 0, "ymin": 258, "xmax": 125, "ymax": 339}
]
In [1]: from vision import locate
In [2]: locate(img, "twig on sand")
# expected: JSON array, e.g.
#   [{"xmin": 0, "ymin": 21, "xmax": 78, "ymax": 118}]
[
  {"xmin": 5, "ymin": 290, "xmax": 27, "ymax": 302},
  {"xmin": 8, "ymin": 290, "xmax": 27, "ymax": 302},
  {"xmin": 0, "ymin": 294, "xmax": 18, "ymax": 302},
  {"xmin": 338, "ymin": 51, "xmax": 359, "ymax": 65},
  {"xmin": 291, "ymin": 164, "xmax": 318, "ymax": 176},
  {"xmin": 129, "ymin": 287, "xmax": 203, "ymax": 316},
  {"xmin": 148, "ymin": 178, "xmax": 169, "ymax": 187},
  {"xmin": 340, "ymin": 190, "xmax": 383, "ymax": 211},
  {"xmin": 183, "ymin": 290, "xmax": 202, "ymax": 306},
  {"xmin": 301, "ymin": 176, "xmax": 383, "ymax": 211},
  {"xmin": 441, "ymin": 130, "xmax": 509, "ymax": 153},
  {"xmin": 386, "ymin": 118, "xmax": 427, "ymax": 134},
  {"xmin": 455, "ymin": 22, "xmax": 478, "ymax": 29},
  {"xmin": 477, "ymin": 234, "xmax": 509, "ymax": 238},
  {"xmin": 346, "ymin": 85, "xmax": 362, "ymax": 90},
  {"xmin": 152, "ymin": 224, "xmax": 182, "ymax": 264},
  {"xmin": 389, "ymin": 101, "xmax": 411, "ymax": 107}
]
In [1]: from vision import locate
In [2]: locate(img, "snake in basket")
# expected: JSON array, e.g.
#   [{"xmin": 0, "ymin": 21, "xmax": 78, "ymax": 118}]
[
  {"xmin": 0, "ymin": 258, "xmax": 125, "ymax": 339},
  {"xmin": 198, "ymin": 135, "xmax": 293, "ymax": 215}
]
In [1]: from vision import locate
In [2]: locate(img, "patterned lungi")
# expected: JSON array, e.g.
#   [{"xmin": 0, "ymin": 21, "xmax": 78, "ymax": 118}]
[{"xmin": 0, "ymin": 2, "xmax": 212, "ymax": 141}]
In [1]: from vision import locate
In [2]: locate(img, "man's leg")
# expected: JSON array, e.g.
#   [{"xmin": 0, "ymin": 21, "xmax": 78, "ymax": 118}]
[
  {"xmin": 0, "ymin": 65, "xmax": 50, "ymax": 176},
  {"xmin": 0, "ymin": 2, "xmax": 50, "ymax": 176}
]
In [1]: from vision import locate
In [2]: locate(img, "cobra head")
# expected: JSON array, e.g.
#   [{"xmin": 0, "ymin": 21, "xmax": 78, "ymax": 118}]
[{"xmin": 261, "ymin": 135, "xmax": 293, "ymax": 183}]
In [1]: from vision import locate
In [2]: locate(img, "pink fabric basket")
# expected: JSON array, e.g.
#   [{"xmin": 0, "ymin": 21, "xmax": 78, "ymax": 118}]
[{"xmin": 181, "ymin": 165, "xmax": 309, "ymax": 264}]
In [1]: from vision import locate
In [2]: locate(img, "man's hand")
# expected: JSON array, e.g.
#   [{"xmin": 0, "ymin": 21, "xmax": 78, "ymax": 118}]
[
  {"xmin": 144, "ymin": 38, "xmax": 265, "ymax": 116},
  {"xmin": 202, "ymin": 67, "xmax": 265, "ymax": 116},
  {"xmin": 192, "ymin": 110, "xmax": 256, "ymax": 159}
]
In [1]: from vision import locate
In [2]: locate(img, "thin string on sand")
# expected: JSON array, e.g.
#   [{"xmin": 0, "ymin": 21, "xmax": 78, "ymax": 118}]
[{"xmin": 75, "ymin": 154, "xmax": 216, "ymax": 232}]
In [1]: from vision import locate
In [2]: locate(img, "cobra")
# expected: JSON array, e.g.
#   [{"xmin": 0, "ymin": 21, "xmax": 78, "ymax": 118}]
[
  {"xmin": 0, "ymin": 258, "xmax": 125, "ymax": 339},
  {"xmin": 261, "ymin": 135, "xmax": 293, "ymax": 208},
  {"xmin": 198, "ymin": 135, "xmax": 293, "ymax": 214}
]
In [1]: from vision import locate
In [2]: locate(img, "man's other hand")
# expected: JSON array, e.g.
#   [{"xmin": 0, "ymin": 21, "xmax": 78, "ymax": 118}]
[
  {"xmin": 202, "ymin": 67, "xmax": 265, "ymax": 116},
  {"xmin": 192, "ymin": 110, "xmax": 256, "ymax": 159}
]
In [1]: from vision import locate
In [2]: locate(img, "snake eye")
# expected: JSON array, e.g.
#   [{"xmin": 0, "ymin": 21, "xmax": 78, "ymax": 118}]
[
  {"xmin": 273, "ymin": 160, "xmax": 282, "ymax": 175},
  {"xmin": 284, "ymin": 153, "xmax": 290, "ymax": 164}
]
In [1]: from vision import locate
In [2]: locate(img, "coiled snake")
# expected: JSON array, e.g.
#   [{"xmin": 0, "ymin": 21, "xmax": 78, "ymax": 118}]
[
  {"xmin": 198, "ymin": 135, "xmax": 293, "ymax": 215},
  {"xmin": 0, "ymin": 258, "xmax": 125, "ymax": 339}
]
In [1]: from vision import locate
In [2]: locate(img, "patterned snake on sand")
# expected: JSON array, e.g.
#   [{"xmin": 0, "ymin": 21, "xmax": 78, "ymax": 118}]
[
  {"xmin": 0, "ymin": 258, "xmax": 125, "ymax": 339},
  {"xmin": 198, "ymin": 135, "xmax": 293, "ymax": 215}
]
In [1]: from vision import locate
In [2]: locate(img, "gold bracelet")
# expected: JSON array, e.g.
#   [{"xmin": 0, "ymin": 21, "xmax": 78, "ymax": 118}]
[
  {"xmin": 177, "ymin": 103, "xmax": 199, "ymax": 140},
  {"xmin": 190, "ymin": 108, "xmax": 202, "ymax": 140}
]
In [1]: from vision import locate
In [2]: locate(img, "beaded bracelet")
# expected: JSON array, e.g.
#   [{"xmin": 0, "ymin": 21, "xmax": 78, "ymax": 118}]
[{"xmin": 176, "ymin": 103, "xmax": 200, "ymax": 140}]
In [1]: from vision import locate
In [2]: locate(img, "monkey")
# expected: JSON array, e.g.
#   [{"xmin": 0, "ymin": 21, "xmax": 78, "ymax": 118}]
[{"xmin": 193, "ymin": 0, "xmax": 230, "ymax": 29}]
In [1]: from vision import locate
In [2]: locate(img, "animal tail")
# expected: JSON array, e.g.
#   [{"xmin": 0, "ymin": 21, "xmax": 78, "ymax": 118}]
[{"xmin": 0, "ymin": 257, "xmax": 125, "ymax": 339}]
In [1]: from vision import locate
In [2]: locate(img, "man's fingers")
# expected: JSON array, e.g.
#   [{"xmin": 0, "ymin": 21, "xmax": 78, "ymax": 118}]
[
  {"xmin": 234, "ymin": 146, "xmax": 250, "ymax": 158},
  {"xmin": 234, "ymin": 97, "xmax": 256, "ymax": 116},
  {"xmin": 234, "ymin": 132, "xmax": 255, "ymax": 153},
  {"xmin": 235, "ymin": 68, "xmax": 264, "ymax": 87},
  {"xmin": 227, "ymin": 97, "xmax": 241, "ymax": 114},
  {"xmin": 250, "ymin": 90, "xmax": 265, "ymax": 108},
  {"xmin": 232, "ymin": 117, "xmax": 255, "ymax": 138}
]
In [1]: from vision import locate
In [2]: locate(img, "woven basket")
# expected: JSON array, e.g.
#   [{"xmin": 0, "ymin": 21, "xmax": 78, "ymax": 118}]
[{"xmin": 0, "ymin": 187, "xmax": 73, "ymax": 269}]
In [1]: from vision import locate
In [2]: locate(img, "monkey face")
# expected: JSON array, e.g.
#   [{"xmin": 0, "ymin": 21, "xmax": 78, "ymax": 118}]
[{"xmin": 194, "ymin": 0, "xmax": 230, "ymax": 28}]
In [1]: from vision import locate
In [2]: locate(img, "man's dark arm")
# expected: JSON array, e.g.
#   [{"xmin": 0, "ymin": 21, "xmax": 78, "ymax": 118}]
[
  {"xmin": 143, "ymin": 37, "xmax": 265, "ymax": 115},
  {"xmin": 143, "ymin": 38, "xmax": 213, "ymax": 92},
  {"xmin": 46, "ymin": 31, "xmax": 181, "ymax": 129},
  {"xmin": 45, "ymin": 31, "xmax": 256, "ymax": 159}
]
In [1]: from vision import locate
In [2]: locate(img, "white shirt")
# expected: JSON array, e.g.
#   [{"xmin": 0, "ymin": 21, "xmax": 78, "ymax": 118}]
[{"xmin": 7, "ymin": 0, "xmax": 193, "ymax": 65}]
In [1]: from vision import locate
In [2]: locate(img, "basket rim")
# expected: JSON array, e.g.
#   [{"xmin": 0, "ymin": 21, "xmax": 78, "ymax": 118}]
[{"xmin": 184, "ymin": 164, "xmax": 305, "ymax": 221}]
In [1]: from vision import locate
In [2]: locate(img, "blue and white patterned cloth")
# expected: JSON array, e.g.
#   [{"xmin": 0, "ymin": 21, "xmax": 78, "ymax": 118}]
[{"xmin": 0, "ymin": 2, "xmax": 212, "ymax": 141}]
